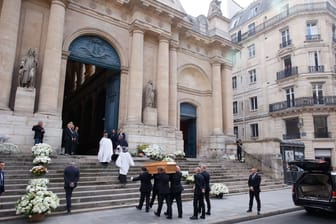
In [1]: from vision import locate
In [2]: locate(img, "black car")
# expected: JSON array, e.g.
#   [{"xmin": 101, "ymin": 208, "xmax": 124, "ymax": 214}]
[{"xmin": 289, "ymin": 160, "xmax": 336, "ymax": 213}]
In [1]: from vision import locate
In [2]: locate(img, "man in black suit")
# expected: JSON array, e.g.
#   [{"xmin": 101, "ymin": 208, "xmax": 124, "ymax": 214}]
[
  {"xmin": 64, "ymin": 162, "xmax": 80, "ymax": 214},
  {"xmin": 200, "ymin": 164, "xmax": 211, "ymax": 215},
  {"xmin": 149, "ymin": 174, "xmax": 158, "ymax": 208},
  {"xmin": 0, "ymin": 161, "xmax": 5, "ymax": 197},
  {"xmin": 246, "ymin": 168, "xmax": 261, "ymax": 215},
  {"xmin": 154, "ymin": 167, "xmax": 172, "ymax": 219},
  {"xmin": 32, "ymin": 121, "xmax": 45, "ymax": 145},
  {"xmin": 62, "ymin": 122, "xmax": 75, "ymax": 155},
  {"xmin": 169, "ymin": 165, "xmax": 184, "ymax": 218},
  {"xmin": 190, "ymin": 167, "xmax": 205, "ymax": 220},
  {"xmin": 132, "ymin": 167, "xmax": 152, "ymax": 212}
]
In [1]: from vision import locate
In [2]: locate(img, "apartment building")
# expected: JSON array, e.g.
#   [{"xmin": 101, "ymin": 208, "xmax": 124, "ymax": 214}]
[{"xmin": 229, "ymin": 0, "xmax": 336, "ymax": 168}]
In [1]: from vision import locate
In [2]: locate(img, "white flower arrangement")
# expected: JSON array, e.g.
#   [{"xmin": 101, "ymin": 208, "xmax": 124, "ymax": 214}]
[
  {"xmin": 184, "ymin": 175, "xmax": 195, "ymax": 184},
  {"xmin": 33, "ymin": 156, "xmax": 51, "ymax": 165},
  {"xmin": 210, "ymin": 183, "xmax": 229, "ymax": 196},
  {"xmin": 174, "ymin": 150, "xmax": 185, "ymax": 159},
  {"xmin": 16, "ymin": 178, "xmax": 59, "ymax": 217},
  {"xmin": 0, "ymin": 142, "xmax": 19, "ymax": 154},
  {"xmin": 142, "ymin": 144, "xmax": 167, "ymax": 161},
  {"xmin": 32, "ymin": 143, "xmax": 53, "ymax": 157},
  {"xmin": 162, "ymin": 157, "xmax": 175, "ymax": 162}
]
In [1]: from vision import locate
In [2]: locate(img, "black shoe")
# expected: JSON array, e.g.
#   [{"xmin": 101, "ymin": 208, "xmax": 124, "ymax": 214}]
[
  {"xmin": 136, "ymin": 206, "xmax": 141, "ymax": 210},
  {"xmin": 166, "ymin": 216, "xmax": 172, "ymax": 219},
  {"xmin": 257, "ymin": 211, "xmax": 261, "ymax": 215},
  {"xmin": 145, "ymin": 207, "xmax": 149, "ymax": 212},
  {"xmin": 206, "ymin": 212, "xmax": 211, "ymax": 215},
  {"xmin": 164, "ymin": 212, "xmax": 168, "ymax": 216},
  {"xmin": 178, "ymin": 215, "xmax": 182, "ymax": 218},
  {"xmin": 154, "ymin": 212, "xmax": 160, "ymax": 217},
  {"xmin": 190, "ymin": 216, "xmax": 198, "ymax": 220},
  {"xmin": 200, "ymin": 216, "xmax": 205, "ymax": 219},
  {"xmin": 246, "ymin": 209, "xmax": 252, "ymax": 213}
]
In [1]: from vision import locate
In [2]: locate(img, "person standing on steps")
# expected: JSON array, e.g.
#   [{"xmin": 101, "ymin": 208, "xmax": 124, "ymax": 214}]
[
  {"xmin": 236, "ymin": 139, "xmax": 243, "ymax": 162},
  {"xmin": 132, "ymin": 167, "xmax": 153, "ymax": 212},
  {"xmin": 200, "ymin": 164, "xmax": 211, "ymax": 215},
  {"xmin": 246, "ymin": 167, "xmax": 261, "ymax": 215},
  {"xmin": 64, "ymin": 162, "xmax": 80, "ymax": 214},
  {"xmin": 190, "ymin": 167, "xmax": 205, "ymax": 220},
  {"xmin": 32, "ymin": 121, "xmax": 45, "ymax": 145},
  {"xmin": 0, "ymin": 161, "xmax": 5, "ymax": 199}
]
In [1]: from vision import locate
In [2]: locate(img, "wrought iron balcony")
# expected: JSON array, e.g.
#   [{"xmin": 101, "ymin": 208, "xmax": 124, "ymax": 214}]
[
  {"xmin": 306, "ymin": 34, "xmax": 321, "ymax": 41},
  {"xmin": 279, "ymin": 39, "xmax": 292, "ymax": 48},
  {"xmin": 269, "ymin": 96, "xmax": 336, "ymax": 112},
  {"xmin": 314, "ymin": 131, "xmax": 331, "ymax": 138},
  {"xmin": 308, "ymin": 65, "xmax": 324, "ymax": 73},
  {"xmin": 276, "ymin": 66, "xmax": 298, "ymax": 80},
  {"xmin": 283, "ymin": 133, "xmax": 301, "ymax": 140}
]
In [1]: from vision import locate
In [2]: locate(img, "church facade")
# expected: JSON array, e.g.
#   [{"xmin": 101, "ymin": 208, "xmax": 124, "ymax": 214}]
[{"xmin": 0, "ymin": 0, "xmax": 237, "ymax": 156}]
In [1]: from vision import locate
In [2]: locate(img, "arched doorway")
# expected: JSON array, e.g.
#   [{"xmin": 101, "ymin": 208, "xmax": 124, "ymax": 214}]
[
  {"xmin": 180, "ymin": 103, "xmax": 197, "ymax": 158},
  {"xmin": 62, "ymin": 35, "xmax": 121, "ymax": 155}
]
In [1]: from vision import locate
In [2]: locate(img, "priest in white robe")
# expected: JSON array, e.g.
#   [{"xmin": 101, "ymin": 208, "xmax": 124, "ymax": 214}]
[
  {"xmin": 97, "ymin": 131, "xmax": 113, "ymax": 165},
  {"xmin": 116, "ymin": 147, "xmax": 134, "ymax": 184}
]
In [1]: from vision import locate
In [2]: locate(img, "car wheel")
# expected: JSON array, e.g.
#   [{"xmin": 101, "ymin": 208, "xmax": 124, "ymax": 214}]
[{"xmin": 304, "ymin": 207, "xmax": 318, "ymax": 214}]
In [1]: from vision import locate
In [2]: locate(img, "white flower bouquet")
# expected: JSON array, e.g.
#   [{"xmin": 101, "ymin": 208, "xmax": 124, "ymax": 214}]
[
  {"xmin": 174, "ymin": 150, "xmax": 185, "ymax": 159},
  {"xmin": 16, "ymin": 178, "xmax": 59, "ymax": 217},
  {"xmin": 32, "ymin": 143, "xmax": 53, "ymax": 157},
  {"xmin": 210, "ymin": 183, "xmax": 229, "ymax": 196},
  {"xmin": 33, "ymin": 156, "xmax": 51, "ymax": 165},
  {"xmin": 162, "ymin": 156, "xmax": 175, "ymax": 162},
  {"xmin": 184, "ymin": 175, "xmax": 195, "ymax": 184},
  {"xmin": 142, "ymin": 144, "xmax": 167, "ymax": 161},
  {"xmin": 30, "ymin": 165, "xmax": 48, "ymax": 176}
]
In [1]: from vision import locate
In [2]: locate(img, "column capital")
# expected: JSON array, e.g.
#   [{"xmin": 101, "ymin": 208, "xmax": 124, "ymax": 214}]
[
  {"xmin": 158, "ymin": 34, "xmax": 170, "ymax": 42},
  {"xmin": 169, "ymin": 40, "xmax": 179, "ymax": 49},
  {"xmin": 50, "ymin": 0, "xmax": 69, "ymax": 7}
]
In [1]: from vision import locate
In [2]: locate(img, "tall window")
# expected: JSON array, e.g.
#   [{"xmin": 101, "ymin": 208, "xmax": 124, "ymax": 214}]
[
  {"xmin": 232, "ymin": 76, "xmax": 237, "ymax": 89},
  {"xmin": 306, "ymin": 21, "xmax": 319, "ymax": 40},
  {"xmin": 249, "ymin": 69, "xmax": 256, "ymax": 83},
  {"xmin": 308, "ymin": 51, "xmax": 322, "ymax": 72},
  {"xmin": 250, "ymin": 123, "xmax": 259, "ymax": 137},
  {"xmin": 280, "ymin": 28, "xmax": 291, "ymax": 48},
  {"xmin": 248, "ymin": 6, "xmax": 258, "ymax": 19},
  {"xmin": 285, "ymin": 87, "xmax": 295, "ymax": 108},
  {"xmin": 333, "ymin": 24, "xmax": 336, "ymax": 41},
  {"xmin": 234, "ymin": 126, "xmax": 238, "ymax": 138},
  {"xmin": 248, "ymin": 44, "xmax": 255, "ymax": 58},
  {"xmin": 250, "ymin": 96, "xmax": 258, "ymax": 111},
  {"xmin": 248, "ymin": 23, "xmax": 255, "ymax": 35},
  {"xmin": 233, "ymin": 101, "xmax": 238, "ymax": 114},
  {"xmin": 312, "ymin": 83, "xmax": 324, "ymax": 104},
  {"xmin": 314, "ymin": 116, "xmax": 328, "ymax": 138}
]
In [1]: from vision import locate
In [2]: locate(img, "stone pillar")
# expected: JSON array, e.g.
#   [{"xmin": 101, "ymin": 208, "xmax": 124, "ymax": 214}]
[
  {"xmin": 126, "ymin": 29, "xmax": 144, "ymax": 124},
  {"xmin": 212, "ymin": 62, "xmax": 223, "ymax": 135},
  {"xmin": 0, "ymin": 0, "xmax": 22, "ymax": 109},
  {"xmin": 222, "ymin": 65, "xmax": 234, "ymax": 135},
  {"xmin": 57, "ymin": 51, "xmax": 70, "ymax": 114},
  {"xmin": 119, "ymin": 68, "xmax": 128, "ymax": 125},
  {"xmin": 169, "ymin": 42, "xmax": 178, "ymax": 128},
  {"xmin": 157, "ymin": 37, "xmax": 169, "ymax": 126},
  {"xmin": 38, "ymin": 0, "xmax": 67, "ymax": 115}
]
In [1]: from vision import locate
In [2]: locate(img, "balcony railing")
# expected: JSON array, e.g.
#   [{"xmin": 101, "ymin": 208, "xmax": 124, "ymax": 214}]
[
  {"xmin": 306, "ymin": 34, "xmax": 321, "ymax": 41},
  {"xmin": 269, "ymin": 96, "xmax": 336, "ymax": 112},
  {"xmin": 283, "ymin": 133, "xmax": 301, "ymax": 140},
  {"xmin": 231, "ymin": 2, "xmax": 335, "ymax": 43},
  {"xmin": 314, "ymin": 131, "xmax": 331, "ymax": 138},
  {"xmin": 276, "ymin": 66, "xmax": 298, "ymax": 80},
  {"xmin": 308, "ymin": 65, "xmax": 324, "ymax": 73},
  {"xmin": 279, "ymin": 39, "xmax": 292, "ymax": 48}
]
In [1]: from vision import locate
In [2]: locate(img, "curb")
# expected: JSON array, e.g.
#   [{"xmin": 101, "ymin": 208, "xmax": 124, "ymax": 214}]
[{"xmin": 209, "ymin": 207, "xmax": 303, "ymax": 224}]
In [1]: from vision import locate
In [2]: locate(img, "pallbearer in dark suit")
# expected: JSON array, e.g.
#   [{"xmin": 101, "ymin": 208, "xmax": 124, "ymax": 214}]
[
  {"xmin": 200, "ymin": 164, "xmax": 211, "ymax": 215},
  {"xmin": 246, "ymin": 168, "xmax": 261, "ymax": 215},
  {"xmin": 0, "ymin": 161, "xmax": 5, "ymax": 197},
  {"xmin": 190, "ymin": 167, "xmax": 205, "ymax": 220},
  {"xmin": 149, "ymin": 174, "xmax": 158, "ymax": 208},
  {"xmin": 132, "ymin": 167, "xmax": 153, "ymax": 212},
  {"xmin": 64, "ymin": 162, "xmax": 80, "ymax": 214},
  {"xmin": 169, "ymin": 166, "xmax": 184, "ymax": 218},
  {"xmin": 154, "ymin": 167, "xmax": 172, "ymax": 219}
]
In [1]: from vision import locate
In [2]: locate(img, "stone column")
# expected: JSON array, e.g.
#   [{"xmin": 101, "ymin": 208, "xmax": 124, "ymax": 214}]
[
  {"xmin": 38, "ymin": 0, "xmax": 67, "ymax": 115},
  {"xmin": 169, "ymin": 42, "xmax": 178, "ymax": 128},
  {"xmin": 212, "ymin": 62, "xmax": 223, "ymax": 135},
  {"xmin": 157, "ymin": 37, "xmax": 169, "ymax": 126},
  {"xmin": 222, "ymin": 65, "xmax": 234, "ymax": 135},
  {"xmin": 0, "ymin": 0, "xmax": 22, "ymax": 109},
  {"xmin": 57, "ymin": 51, "xmax": 70, "ymax": 114},
  {"xmin": 126, "ymin": 29, "xmax": 144, "ymax": 124}
]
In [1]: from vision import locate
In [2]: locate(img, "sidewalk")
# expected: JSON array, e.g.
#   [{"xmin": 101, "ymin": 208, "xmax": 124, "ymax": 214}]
[{"xmin": 2, "ymin": 188, "xmax": 300, "ymax": 224}]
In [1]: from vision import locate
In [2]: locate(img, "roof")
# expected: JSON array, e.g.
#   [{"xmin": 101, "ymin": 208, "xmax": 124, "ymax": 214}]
[{"xmin": 157, "ymin": 0, "xmax": 186, "ymax": 13}]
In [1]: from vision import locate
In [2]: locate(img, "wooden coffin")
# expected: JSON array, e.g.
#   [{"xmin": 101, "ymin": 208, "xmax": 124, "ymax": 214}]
[{"xmin": 144, "ymin": 161, "xmax": 177, "ymax": 174}]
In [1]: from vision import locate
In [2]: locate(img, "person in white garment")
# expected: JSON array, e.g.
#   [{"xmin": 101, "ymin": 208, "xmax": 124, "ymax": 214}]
[
  {"xmin": 116, "ymin": 147, "xmax": 134, "ymax": 185},
  {"xmin": 97, "ymin": 131, "xmax": 113, "ymax": 166}
]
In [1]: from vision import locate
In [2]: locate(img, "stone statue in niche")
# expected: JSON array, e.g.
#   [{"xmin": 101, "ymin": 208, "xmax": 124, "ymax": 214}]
[
  {"xmin": 18, "ymin": 48, "xmax": 38, "ymax": 88},
  {"xmin": 208, "ymin": 0, "xmax": 223, "ymax": 17},
  {"xmin": 144, "ymin": 80, "xmax": 155, "ymax": 108}
]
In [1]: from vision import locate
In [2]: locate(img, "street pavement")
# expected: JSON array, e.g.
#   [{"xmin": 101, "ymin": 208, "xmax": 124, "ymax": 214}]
[{"xmin": 2, "ymin": 188, "xmax": 301, "ymax": 224}]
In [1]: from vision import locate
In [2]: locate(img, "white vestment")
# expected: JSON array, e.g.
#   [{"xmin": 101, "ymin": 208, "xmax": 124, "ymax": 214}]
[
  {"xmin": 97, "ymin": 137, "xmax": 113, "ymax": 162},
  {"xmin": 116, "ymin": 151, "xmax": 135, "ymax": 175}
]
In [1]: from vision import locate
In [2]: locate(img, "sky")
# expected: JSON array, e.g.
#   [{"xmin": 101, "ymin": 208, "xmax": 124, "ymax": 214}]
[{"xmin": 180, "ymin": 0, "xmax": 253, "ymax": 17}]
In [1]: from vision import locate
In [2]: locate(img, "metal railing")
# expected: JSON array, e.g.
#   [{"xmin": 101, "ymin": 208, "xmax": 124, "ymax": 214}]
[
  {"xmin": 269, "ymin": 96, "xmax": 336, "ymax": 112},
  {"xmin": 283, "ymin": 133, "xmax": 301, "ymax": 140},
  {"xmin": 314, "ymin": 131, "xmax": 331, "ymax": 138},
  {"xmin": 308, "ymin": 65, "xmax": 324, "ymax": 73},
  {"xmin": 279, "ymin": 39, "xmax": 292, "ymax": 48},
  {"xmin": 276, "ymin": 66, "xmax": 298, "ymax": 80},
  {"xmin": 306, "ymin": 34, "xmax": 321, "ymax": 41}
]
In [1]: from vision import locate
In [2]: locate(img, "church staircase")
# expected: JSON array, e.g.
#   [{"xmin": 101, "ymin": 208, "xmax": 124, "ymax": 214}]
[{"xmin": 0, "ymin": 153, "xmax": 288, "ymax": 220}]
